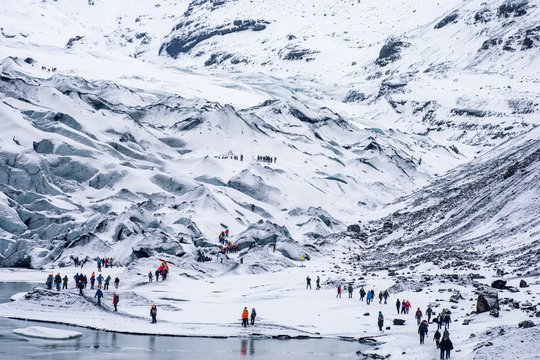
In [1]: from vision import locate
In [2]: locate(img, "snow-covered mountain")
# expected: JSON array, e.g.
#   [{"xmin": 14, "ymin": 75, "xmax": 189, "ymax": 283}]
[{"xmin": 0, "ymin": 1, "xmax": 539, "ymax": 358}]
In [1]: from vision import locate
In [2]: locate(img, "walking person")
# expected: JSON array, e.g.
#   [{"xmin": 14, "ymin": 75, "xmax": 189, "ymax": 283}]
[
  {"xmin": 150, "ymin": 305, "xmax": 157, "ymax": 324},
  {"xmin": 434, "ymin": 329, "xmax": 442, "ymax": 349},
  {"xmin": 94, "ymin": 288, "xmax": 103, "ymax": 306},
  {"xmin": 347, "ymin": 284, "xmax": 353, "ymax": 298},
  {"xmin": 396, "ymin": 298, "xmax": 401, "ymax": 314},
  {"xmin": 336, "ymin": 285, "xmax": 342, "ymax": 298},
  {"xmin": 359, "ymin": 287, "xmax": 366, "ymax": 301},
  {"xmin": 437, "ymin": 313, "xmax": 444, "ymax": 330},
  {"xmin": 113, "ymin": 293, "xmax": 119, "ymax": 312},
  {"xmin": 316, "ymin": 276, "xmax": 321, "ymax": 290},
  {"xmin": 439, "ymin": 336, "xmax": 454, "ymax": 359},
  {"xmin": 401, "ymin": 299, "xmax": 407, "ymax": 314},
  {"xmin": 415, "ymin": 307, "xmax": 423, "ymax": 326},
  {"xmin": 148, "ymin": 271, "xmax": 153, "ymax": 283},
  {"xmin": 62, "ymin": 275, "xmax": 68, "ymax": 290},
  {"xmin": 90, "ymin": 272, "xmax": 96, "ymax": 289},
  {"xmin": 426, "ymin": 305, "xmax": 434, "ymax": 322},
  {"xmin": 383, "ymin": 290, "xmax": 389, "ymax": 304},
  {"xmin": 444, "ymin": 312, "xmax": 451, "ymax": 329},
  {"xmin": 78, "ymin": 280, "xmax": 84, "ymax": 296},
  {"xmin": 378, "ymin": 291, "xmax": 384, "ymax": 304},
  {"xmin": 97, "ymin": 273, "xmax": 104, "ymax": 289},
  {"xmin": 114, "ymin": 276, "xmax": 120, "ymax": 289},
  {"xmin": 241, "ymin": 307, "xmax": 249, "ymax": 327},
  {"xmin": 377, "ymin": 311, "xmax": 384, "ymax": 332},
  {"xmin": 250, "ymin": 308, "xmax": 257, "ymax": 326},
  {"xmin": 306, "ymin": 276, "xmax": 311, "ymax": 289},
  {"xmin": 54, "ymin": 273, "xmax": 62, "ymax": 291},
  {"xmin": 104, "ymin": 275, "xmax": 111, "ymax": 290},
  {"xmin": 418, "ymin": 320, "xmax": 428, "ymax": 345}
]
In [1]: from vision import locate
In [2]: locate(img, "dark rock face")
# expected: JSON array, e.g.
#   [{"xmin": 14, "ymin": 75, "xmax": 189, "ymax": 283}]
[
  {"xmin": 491, "ymin": 279, "xmax": 507, "ymax": 289},
  {"xmin": 65, "ymin": 36, "xmax": 84, "ymax": 49},
  {"xmin": 344, "ymin": 90, "xmax": 366, "ymax": 103},
  {"xmin": 518, "ymin": 320, "xmax": 536, "ymax": 328},
  {"xmin": 393, "ymin": 319, "xmax": 406, "ymax": 325},
  {"xmin": 375, "ymin": 38, "xmax": 407, "ymax": 67},
  {"xmin": 160, "ymin": 19, "xmax": 269, "ymax": 58},
  {"xmin": 279, "ymin": 45, "xmax": 318, "ymax": 61},
  {"xmin": 347, "ymin": 224, "xmax": 362, "ymax": 233},
  {"xmin": 498, "ymin": 0, "xmax": 528, "ymax": 18},
  {"xmin": 480, "ymin": 38, "xmax": 503, "ymax": 51},
  {"xmin": 519, "ymin": 279, "xmax": 528, "ymax": 287},
  {"xmin": 434, "ymin": 11, "xmax": 459, "ymax": 29},
  {"xmin": 477, "ymin": 291, "xmax": 499, "ymax": 314}
]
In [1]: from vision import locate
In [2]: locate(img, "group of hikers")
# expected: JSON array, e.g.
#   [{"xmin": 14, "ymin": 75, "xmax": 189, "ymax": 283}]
[
  {"xmin": 241, "ymin": 307, "xmax": 257, "ymax": 327},
  {"xmin": 95, "ymin": 257, "xmax": 115, "ymax": 271},
  {"xmin": 216, "ymin": 154, "xmax": 244, "ymax": 161},
  {"xmin": 306, "ymin": 277, "xmax": 455, "ymax": 359},
  {"xmin": 148, "ymin": 261, "xmax": 170, "ymax": 282},
  {"xmin": 257, "ymin": 155, "xmax": 277, "ymax": 163}
]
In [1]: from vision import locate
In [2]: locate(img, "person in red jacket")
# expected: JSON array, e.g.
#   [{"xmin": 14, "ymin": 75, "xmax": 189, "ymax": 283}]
[
  {"xmin": 241, "ymin": 307, "xmax": 249, "ymax": 327},
  {"xmin": 415, "ymin": 307, "xmax": 423, "ymax": 326},
  {"xmin": 336, "ymin": 285, "xmax": 342, "ymax": 298},
  {"xmin": 113, "ymin": 293, "xmax": 119, "ymax": 311}
]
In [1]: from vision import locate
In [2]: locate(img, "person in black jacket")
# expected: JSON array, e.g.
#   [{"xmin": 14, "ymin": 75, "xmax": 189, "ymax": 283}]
[
  {"xmin": 418, "ymin": 320, "xmax": 428, "ymax": 344},
  {"xmin": 150, "ymin": 305, "xmax": 157, "ymax": 323},
  {"xmin": 439, "ymin": 337, "xmax": 453, "ymax": 359}
]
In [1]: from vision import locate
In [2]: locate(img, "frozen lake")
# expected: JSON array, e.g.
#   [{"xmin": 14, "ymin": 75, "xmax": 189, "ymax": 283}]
[{"xmin": 0, "ymin": 282, "xmax": 365, "ymax": 359}]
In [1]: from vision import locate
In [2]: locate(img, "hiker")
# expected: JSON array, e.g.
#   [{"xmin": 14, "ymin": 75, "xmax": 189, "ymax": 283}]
[
  {"xmin": 347, "ymin": 284, "xmax": 353, "ymax": 298},
  {"xmin": 377, "ymin": 311, "xmax": 384, "ymax": 331},
  {"xmin": 396, "ymin": 298, "xmax": 401, "ymax": 314},
  {"xmin": 306, "ymin": 276, "xmax": 311, "ymax": 289},
  {"xmin": 336, "ymin": 285, "xmax": 342, "ymax": 298},
  {"xmin": 90, "ymin": 272, "xmax": 96, "ymax": 289},
  {"xmin": 95, "ymin": 288, "xmax": 103, "ymax": 306},
  {"xmin": 439, "ymin": 336, "xmax": 453, "ymax": 359},
  {"xmin": 155, "ymin": 269, "xmax": 160, "ymax": 282},
  {"xmin": 104, "ymin": 275, "xmax": 111, "ymax": 290},
  {"xmin": 62, "ymin": 275, "xmax": 68, "ymax": 289},
  {"xmin": 442, "ymin": 328, "xmax": 449, "ymax": 341},
  {"xmin": 97, "ymin": 257, "xmax": 102, "ymax": 272},
  {"xmin": 437, "ymin": 313, "xmax": 444, "ymax": 330},
  {"xmin": 378, "ymin": 291, "xmax": 384, "ymax": 304},
  {"xmin": 359, "ymin": 287, "xmax": 366, "ymax": 301},
  {"xmin": 366, "ymin": 289, "xmax": 372, "ymax": 304},
  {"xmin": 415, "ymin": 307, "xmax": 423, "ymax": 326},
  {"xmin": 242, "ymin": 307, "xmax": 249, "ymax": 327},
  {"xmin": 383, "ymin": 290, "xmax": 389, "ymax": 304},
  {"xmin": 401, "ymin": 299, "xmax": 407, "ymax": 314},
  {"xmin": 54, "ymin": 273, "xmax": 62, "ymax": 291},
  {"xmin": 405, "ymin": 300, "xmax": 411, "ymax": 314},
  {"xmin": 250, "ymin": 308, "xmax": 257, "ymax": 326},
  {"xmin": 97, "ymin": 273, "xmax": 104, "ymax": 289},
  {"xmin": 148, "ymin": 271, "xmax": 153, "ymax": 283},
  {"xmin": 427, "ymin": 305, "xmax": 434, "ymax": 322},
  {"xmin": 418, "ymin": 320, "xmax": 429, "ymax": 345},
  {"xmin": 114, "ymin": 277, "xmax": 120, "ymax": 289},
  {"xmin": 444, "ymin": 312, "xmax": 451, "ymax": 329},
  {"xmin": 316, "ymin": 276, "xmax": 321, "ymax": 290},
  {"xmin": 46, "ymin": 274, "xmax": 53, "ymax": 290},
  {"xmin": 113, "ymin": 293, "xmax": 119, "ymax": 311},
  {"xmin": 74, "ymin": 273, "xmax": 80, "ymax": 288},
  {"xmin": 78, "ymin": 279, "xmax": 85, "ymax": 296},
  {"xmin": 434, "ymin": 329, "xmax": 442, "ymax": 349},
  {"xmin": 150, "ymin": 305, "xmax": 157, "ymax": 324}
]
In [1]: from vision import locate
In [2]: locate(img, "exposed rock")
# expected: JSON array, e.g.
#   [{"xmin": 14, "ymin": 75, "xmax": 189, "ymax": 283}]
[
  {"xmin": 491, "ymin": 279, "xmax": 507, "ymax": 289},
  {"xmin": 498, "ymin": 0, "xmax": 528, "ymax": 18},
  {"xmin": 343, "ymin": 90, "xmax": 366, "ymax": 103},
  {"xmin": 66, "ymin": 35, "xmax": 84, "ymax": 49},
  {"xmin": 393, "ymin": 319, "xmax": 406, "ymax": 326},
  {"xmin": 518, "ymin": 320, "xmax": 535, "ymax": 329},
  {"xmin": 434, "ymin": 11, "xmax": 459, "ymax": 29},
  {"xmin": 375, "ymin": 38, "xmax": 407, "ymax": 67},
  {"xmin": 477, "ymin": 291, "xmax": 499, "ymax": 314}
]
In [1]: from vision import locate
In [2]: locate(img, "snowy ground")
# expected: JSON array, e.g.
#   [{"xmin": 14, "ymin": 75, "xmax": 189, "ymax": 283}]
[{"xmin": 1, "ymin": 251, "xmax": 539, "ymax": 359}]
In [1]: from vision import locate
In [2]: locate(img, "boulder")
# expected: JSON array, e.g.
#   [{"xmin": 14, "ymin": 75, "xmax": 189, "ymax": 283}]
[
  {"xmin": 519, "ymin": 279, "xmax": 528, "ymax": 288},
  {"xmin": 508, "ymin": 287, "xmax": 520, "ymax": 293},
  {"xmin": 393, "ymin": 319, "xmax": 406, "ymax": 326},
  {"xmin": 518, "ymin": 320, "xmax": 536, "ymax": 329},
  {"xmin": 491, "ymin": 279, "xmax": 507, "ymax": 289},
  {"xmin": 477, "ymin": 291, "xmax": 499, "ymax": 314}
]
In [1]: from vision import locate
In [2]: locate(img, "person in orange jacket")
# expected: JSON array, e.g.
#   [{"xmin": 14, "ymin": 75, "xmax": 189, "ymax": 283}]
[{"xmin": 241, "ymin": 307, "xmax": 249, "ymax": 327}]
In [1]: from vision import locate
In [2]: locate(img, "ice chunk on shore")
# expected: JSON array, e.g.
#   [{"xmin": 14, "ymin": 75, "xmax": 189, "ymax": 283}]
[{"xmin": 13, "ymin": 326, "xmax": 83, "ymax": 340}]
